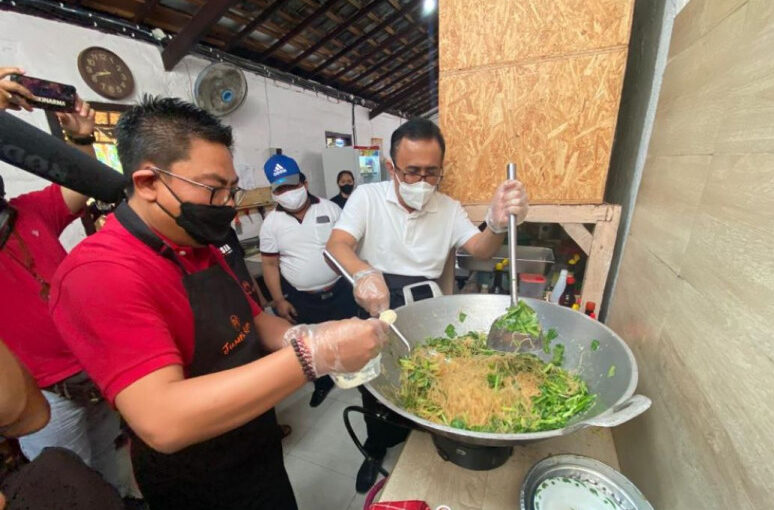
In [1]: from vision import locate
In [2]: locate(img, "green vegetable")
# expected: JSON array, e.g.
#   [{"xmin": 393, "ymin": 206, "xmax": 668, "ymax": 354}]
[
  {"xmin": 543, "ymin": 328, "xmax": 559, "ymax": 353},
  {"xmin": 607, "ymin": 365, "xmax": 616, "ymax": 378},
  {"xmin": 399, "ymin": 332, "xmax": 595, "ymax": 434},
  {"xmin": 494, "ymin": 300, "xmax": 542, "ymax": 337},
  {"xmin": 458, "ymin": 312, "xmax": 467, "ymax": 323},
  {"xmin": 551, "ymin": 344, "xmax": 565, "ymax": 365},
  {"xmin": 445, "ymin": 324, "xmax": 457, "ymax": 339},
  {"xmin": 591, "ymin": 339, "xmax": 600, "ymax": 351}
]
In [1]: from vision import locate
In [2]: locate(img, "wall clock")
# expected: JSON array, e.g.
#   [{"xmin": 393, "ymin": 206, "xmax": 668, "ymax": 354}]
[{"xmin": 77, "ymin": 47, "xmax": 134, "ymax": 100}]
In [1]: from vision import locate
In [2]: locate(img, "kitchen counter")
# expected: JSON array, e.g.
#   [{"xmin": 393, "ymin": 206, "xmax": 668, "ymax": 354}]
[{"xmin": 378, "ymin": 428, "xmax": 618, "ymax": 509}]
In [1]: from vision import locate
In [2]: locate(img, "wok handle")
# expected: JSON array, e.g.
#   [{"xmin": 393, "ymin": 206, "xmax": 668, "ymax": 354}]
[
  {"xmin": 583, "ymin": 394, "xmax": 652, "ymax": 428},
  {"xmin": 507, "ymin": 162, "xmax": 518, "ymax": 307}
]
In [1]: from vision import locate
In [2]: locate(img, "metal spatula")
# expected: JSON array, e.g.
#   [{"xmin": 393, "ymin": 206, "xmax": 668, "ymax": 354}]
[{"xmin": 487, "ymin": 163, "xmax": 541, "ymax": 353}]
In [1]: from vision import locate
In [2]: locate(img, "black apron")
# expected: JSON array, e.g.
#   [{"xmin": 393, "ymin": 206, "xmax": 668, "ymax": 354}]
[{"xmin": 114, "ymin": 203, "xmax": 297, "ymax": 510}]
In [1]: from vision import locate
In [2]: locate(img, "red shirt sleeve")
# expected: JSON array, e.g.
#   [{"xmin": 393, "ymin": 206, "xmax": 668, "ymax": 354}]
[
  {"xmin": 11, "ymin": 184, "xmax": 80, "ymax": 237},
  {"xmin": 50, "ymin": 261, "xmax": 183, "ymax": 405}
]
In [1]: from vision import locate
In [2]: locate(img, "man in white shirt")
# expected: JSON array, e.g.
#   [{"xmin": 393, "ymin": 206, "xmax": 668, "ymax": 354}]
[
  {"xmin": 260, "ymin": 155, "xmax": 358, "ymax": 407},
  {"xmin": 327, "ymin": 118, "xmax": 529, "ymax": 492}
]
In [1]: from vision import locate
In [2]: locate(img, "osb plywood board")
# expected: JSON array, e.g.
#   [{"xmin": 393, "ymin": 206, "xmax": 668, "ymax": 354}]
[
  {"xmin": 439, "ymin": 49, "xmax": 627, "ymax": 204},
  {"xmin": 439, "ymin": 0, "xmax": 634, "ymax": 71},
  {"xmin": 607, "ymin": 0, "xmax": 774, "ymax": 507}
]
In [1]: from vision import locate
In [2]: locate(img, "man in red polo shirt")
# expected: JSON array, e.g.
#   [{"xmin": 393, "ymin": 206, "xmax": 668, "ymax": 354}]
[
  {"xmin": 0, "ymin": 66, "xmax": 131, "ymax": 496},
  {"xmin": 50, "ymin": 96, "xmax": 387, "ymax": 510}
]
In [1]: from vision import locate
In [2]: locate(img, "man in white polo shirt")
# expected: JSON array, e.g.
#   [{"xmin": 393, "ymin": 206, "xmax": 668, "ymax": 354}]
[
  {"xmin": 260, "ymin": 154, "xmax": 357, "ymax": 408},
  {"xmin": 327, "ymin": 118, "xmax": 529, "ymax": 492}
]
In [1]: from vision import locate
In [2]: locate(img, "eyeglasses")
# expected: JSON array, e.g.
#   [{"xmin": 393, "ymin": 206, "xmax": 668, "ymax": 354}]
[
  {"xmin": 151, "ymin": 167, "xmax": 245, "ymax": 206},
  {"xmin": 394, "ymin": 164, "xmax": 443, "ymax": 185}
]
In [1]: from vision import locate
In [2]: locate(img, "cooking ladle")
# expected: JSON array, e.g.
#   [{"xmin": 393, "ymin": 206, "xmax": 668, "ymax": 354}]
[
  {"xmin": 323, "ymin": 249, "xmax": 412, "ymax": 353},
  {"xmin": 486, "ymin": 163, "xmax": 541, "ymax": 352}
]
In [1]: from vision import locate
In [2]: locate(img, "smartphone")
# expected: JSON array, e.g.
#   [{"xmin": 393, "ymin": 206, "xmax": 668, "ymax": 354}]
[{"xmin": 8, "ymin": 74, "xmax": 76, "ymax": 112}]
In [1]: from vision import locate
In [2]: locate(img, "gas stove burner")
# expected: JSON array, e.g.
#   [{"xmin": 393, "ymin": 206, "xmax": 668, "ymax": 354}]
[{"xmin": 431, "ymin": 435, "xmax": 513, "ymax": 470}]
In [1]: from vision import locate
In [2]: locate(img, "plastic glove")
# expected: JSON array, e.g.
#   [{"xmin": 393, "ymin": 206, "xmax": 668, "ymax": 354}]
[
  {"xmin": 283, "ymin": 318, "xmax": 388, "ymax": 376},
  {"xmin": 486, "ymin": 179, "xmax": 529, "ymax": 232},
  {"xmin": 353, "ymin": 267, "xmax": 390, "ymax": 317}
]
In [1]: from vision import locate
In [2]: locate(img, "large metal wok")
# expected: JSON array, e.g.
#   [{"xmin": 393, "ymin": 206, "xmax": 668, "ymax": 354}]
[{"xmin": 365, "ymin": 295, "xmax": 651, "ymax": 447}]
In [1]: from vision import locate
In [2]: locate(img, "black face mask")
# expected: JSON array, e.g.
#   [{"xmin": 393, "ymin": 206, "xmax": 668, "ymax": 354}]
[
  {"xmin": 339, "ymin": 184, "xmax": 354, "ymax": 195},
  {"xmin": 156, "ymin": 180, "xmax": 236, "ymax": 246},
  {"xmin": 173, "ymin": 202, "xmax": 236, "ymax": 246}
]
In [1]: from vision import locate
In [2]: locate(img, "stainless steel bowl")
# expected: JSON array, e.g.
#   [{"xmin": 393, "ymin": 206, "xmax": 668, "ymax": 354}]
[
  {"xmin": 521, "ymin": 455, "xmax": 654, "ymax": 510},
  {"xmin": 365, "ymin": 295, "xmax": 651, "ymax": 447}
]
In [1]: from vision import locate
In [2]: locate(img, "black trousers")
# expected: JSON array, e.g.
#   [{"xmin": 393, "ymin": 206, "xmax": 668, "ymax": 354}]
[{"xmin": 358, "ymin": 274, "xmax": 435, "ymax": 459}]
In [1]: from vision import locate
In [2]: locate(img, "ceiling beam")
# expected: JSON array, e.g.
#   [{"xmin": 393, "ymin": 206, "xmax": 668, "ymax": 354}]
[
  {"xmin": 346, "ymin": 34, "xmax": 428, "ymax": 86},
  {"xmin": 224, "ymin": 0, "xmax": 285, "ymax": 52},
  {"xmin": 161, "ymin": 0, "xmax": 238, "ymax": 70},
  {"xmin": 329, "ymin": 22, "xmax": 417, "ymax": 81},
  {"xmin": 369, "ymin": 73, "xmax": 435, "ymax": 118},
  {"xmin": 312, "ymin": 0, "xmax": 421, "ymax": 75},
  {"xmin": 133, "ymin": 0, "xmax": 158, "ymax": 23},
  {"xmin": 282, "ymin": 0, "xmax": 385, "ymax": 71},
  {"xmin": 258, "ymin": 0, "xmax": 343, "ymax": 61},
  {"xmin": 369, "ymin": 55, "xmax": 436, "ymax": 96}
]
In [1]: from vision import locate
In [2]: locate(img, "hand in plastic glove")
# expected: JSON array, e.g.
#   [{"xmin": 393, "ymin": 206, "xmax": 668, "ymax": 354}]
[
  {"xmin": 274, "ymin": 299, "xmax": 298, "ymax": 324},
  {"xmin": 486, "ymin": 179, "xmax": 529, "ymax": 233},
  {"xmin": 353, "ymin": 267, "xmax": 390, "ymax": 317},
  {"xmin": 283, "ymin": 318, "xmax": 388, "ymax": 375}
]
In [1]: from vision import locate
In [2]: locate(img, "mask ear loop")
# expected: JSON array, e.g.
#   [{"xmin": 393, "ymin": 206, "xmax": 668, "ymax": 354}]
[{"xmin": 152, "ymin": 170, "xmax": 185, "ymax": 220}]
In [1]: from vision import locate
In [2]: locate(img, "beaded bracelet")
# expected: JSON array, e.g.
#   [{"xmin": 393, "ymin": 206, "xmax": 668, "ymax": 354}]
[{"xmin": 290, "ymin": 336, "xmax": 317, "ymax": 382}]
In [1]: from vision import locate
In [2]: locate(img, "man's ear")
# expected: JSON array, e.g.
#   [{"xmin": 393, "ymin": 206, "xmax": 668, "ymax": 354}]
[
  {"xmin": 132, "ymin": 165, "xmax": 159, "ymax": 203},
  {"xmin": 386, "ymin": 160, "xmax": 395, "ymax": 178}
]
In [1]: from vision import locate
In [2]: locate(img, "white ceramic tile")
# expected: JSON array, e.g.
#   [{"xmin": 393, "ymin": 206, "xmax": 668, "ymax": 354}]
[
  {"xmin": 277, "ymin": 382, "xmax": 335, "ymax": 452},
  {"xmin": 329, "ymin": 386, "xmax": 363, "ymax": 406},
  {"xmin": 284, "ymin": 454, "xmax": 359, "ymax": 510},
  {"xmin": 289, "ymin": 398, "xmax": 368, "ymax": 479},
  {"xmin": 347, "ymin": 490, "xmax": 368, "ymax": 510}
]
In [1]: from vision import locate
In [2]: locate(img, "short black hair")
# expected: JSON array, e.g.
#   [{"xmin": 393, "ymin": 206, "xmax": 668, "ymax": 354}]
[
  {"xmin": 336, "ymin": 170, "xmax": 354, "ymax": 183},
  {"xmin": 390, "ymin": 118, "xmax": 445, "ymax": 162},
  {"xmin": 115, "ymin": 95, "xmax": 233, "ymax": 191},
  {"xmin": 299, "ymin": 172, "xmax": 307, "ymax": 184}
]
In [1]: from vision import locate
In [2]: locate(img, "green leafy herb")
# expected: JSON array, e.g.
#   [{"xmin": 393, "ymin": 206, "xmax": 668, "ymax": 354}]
[
  {"xmin": 445, "ymin": 324, "xmax": 457, "ymax": 339},
  {"xmin": 450, "ymin": 417, "xmax": 467, "ymax": 429},
  {"xmin": 551, "ymin": 344, "xmax": 565, "ymax": 365},
  {"xmin": 458, "ymin": 311, "xmax": 467, "ymax": 323},
  {"xmin": 591, "ymin": 339, "xmax": 600, "ymax": 351},
  {"xmin": 607, "ymin": 365, "xmax": 616, "ymax": 378},
  {"xmin": 494, "ymin": 300, "xmax": 542, "ymax": 337},
  {"xmin": 543, "ymin": 328, "xmax": 559, "ymax": 353}
]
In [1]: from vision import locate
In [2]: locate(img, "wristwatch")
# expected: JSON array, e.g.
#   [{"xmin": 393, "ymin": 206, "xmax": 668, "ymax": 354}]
[{"xmin": 64, "ymin": 132, "xmax": 96, "ymax": 146}]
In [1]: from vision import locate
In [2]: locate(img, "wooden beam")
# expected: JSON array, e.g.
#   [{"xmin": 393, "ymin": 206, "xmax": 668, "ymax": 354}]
[
  {"xmin": 224, "ymin": 0, "xmax": 285, "ymax": 52},
  {"xmin": 347, "ymin": 33, "xmax": 428, "ymax": 85},
  {"xmin": 579, "ymin": 205, "xmax": 620, "ymax": 312},
  {"xmin": 369, "ymin": 54, "xmax": 436, "ymax": 95},
  {"xmin": 133, "ymin": 0, "xmax": 159, "ymax": 23},
  {"xmin": 312, "ymin": 0, "xmax": 421, "ymax": 74},
  {"xmin": 330, "ymin": 23, "xmax": 417, "ymax": 80},
  {"xmin": 161, "ymin": 0, "xmax": 238, "ymax": 70},
  {"xmin": 283, "ymin": 0, "xmax": 386, "ymax": 70},
  {"xmin": 369, "ymin": 73, "xmax": 434, "ymax": 119},
  {"xmin": 259, "ymin": 0, "xmax": 343, "ymax": 60},
  {"xmin": 560, "ymin": 223, "xmax": 594, "ymax": 255}
]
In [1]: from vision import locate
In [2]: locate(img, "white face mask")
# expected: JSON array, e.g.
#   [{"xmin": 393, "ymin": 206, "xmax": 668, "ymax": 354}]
[
  {"xmin": 397, "ymin": 178, "xmax": 436, "ymax": 210},
  {"xmin": 274, "ymin": 186, "xmax": 308, "ymax": 211}
]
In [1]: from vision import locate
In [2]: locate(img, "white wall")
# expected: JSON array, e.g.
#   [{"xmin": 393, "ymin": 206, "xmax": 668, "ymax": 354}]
[{"xmin": 0, "ymin": 11, "xmax": 404, "ymax": 249}]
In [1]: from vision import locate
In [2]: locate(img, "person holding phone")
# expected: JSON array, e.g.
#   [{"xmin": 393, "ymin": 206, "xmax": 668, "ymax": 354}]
[{"xmin": 0, "ymin": 66, "xmax": 132, "ymax": 498}]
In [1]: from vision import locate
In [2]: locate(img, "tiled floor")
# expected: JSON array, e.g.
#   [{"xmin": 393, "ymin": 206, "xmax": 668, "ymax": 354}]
[{"xmin": 277, "ymin": 383, "xmax": 404, "ymax": 510}]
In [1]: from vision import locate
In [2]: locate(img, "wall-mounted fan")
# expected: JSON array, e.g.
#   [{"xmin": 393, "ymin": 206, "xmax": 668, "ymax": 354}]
[{"xmin": 194, "ymin": 62, "xmax": 247, "ymax": 117}]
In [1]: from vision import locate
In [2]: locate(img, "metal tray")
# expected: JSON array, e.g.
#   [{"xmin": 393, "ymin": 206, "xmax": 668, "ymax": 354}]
[
  {"xmin": 521, "ymin": 455, "xmax": 653, "ymax": 510},
  {"xmin": 457, "ymin": 245, "xmax": 555, "ymax": 275}
]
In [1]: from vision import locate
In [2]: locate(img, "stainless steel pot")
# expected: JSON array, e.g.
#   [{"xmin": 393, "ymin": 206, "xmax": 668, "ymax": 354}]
[{"xmin": 365, "ymin": 295, "xmax": 651, "ymax": 447}]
